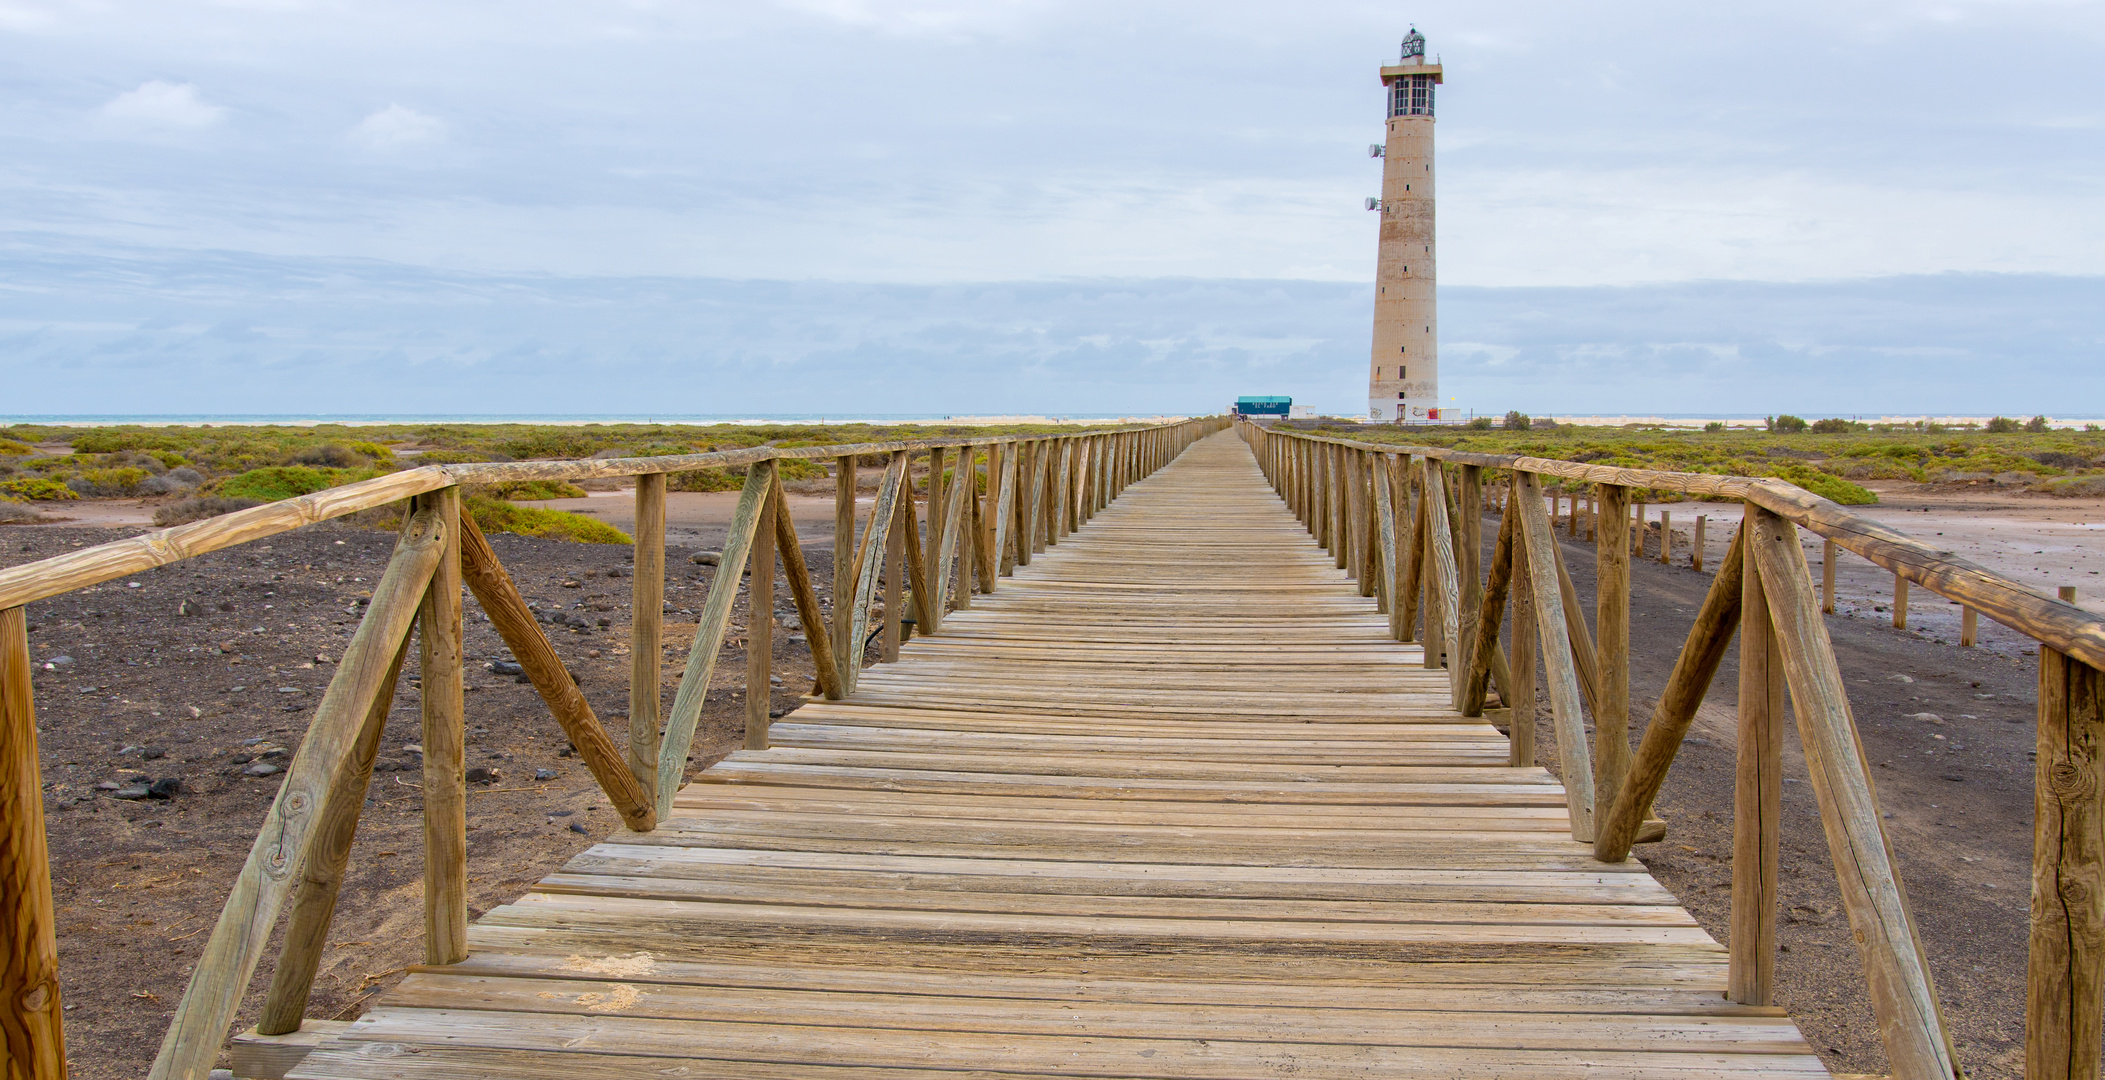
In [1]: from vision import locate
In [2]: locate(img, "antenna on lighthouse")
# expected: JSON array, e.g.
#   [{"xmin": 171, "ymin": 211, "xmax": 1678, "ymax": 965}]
[{"xmin": 1368, "ymin": 144, "xmax": 1385, "ymax": 158}]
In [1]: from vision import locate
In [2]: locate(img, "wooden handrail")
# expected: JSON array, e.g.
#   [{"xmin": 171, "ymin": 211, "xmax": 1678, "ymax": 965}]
[
  {"xmin": 0, "ymin": 422, "xmax": 1197, "ymax": 612},
  {"xmin": 149, "ymin": 507, "xmax": 445, "ymax": 1080},
  {"xmin": 1240, "ymin": 425, "xmax": 2105, "ymax": 670},
  {"xmin": 1245, "ymin": 420, "xmax": 2015, "ymax": 1079},
  {"xmin": 0, "ymin": 416, "xmax": 1226, "ymax": 1078}
]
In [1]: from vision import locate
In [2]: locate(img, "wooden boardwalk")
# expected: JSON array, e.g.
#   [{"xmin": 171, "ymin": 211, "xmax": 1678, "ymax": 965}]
[{"xmin": 290, "ymin": 433, "xmax": 1827, "ymax": 1079}]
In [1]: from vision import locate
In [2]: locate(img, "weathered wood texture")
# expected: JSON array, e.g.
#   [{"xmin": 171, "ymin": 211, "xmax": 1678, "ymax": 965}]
[
  {"xmin": 1732, "ymin": 532, "xmax": 1786, "ymax": 1008},
  {"xmin": 150, "ymin": 509, "xmax": 444, "ymax": 1080},
  {"xmin": 1242, "ymin": 429, "xmax": 2105, "ymax": 671},
  {"xmin": 745, "ymin": 475, "xmax": 777, "ymax": 751},
  {"xmin": 457, "ymin": 512, "xmax": 657, "ymax": 833},
  {"xmin": 1594, "ymin": 485, "xmax": 1632, "ymax": 832},
  {"xmin": 2029, "ymin": 648, "xmax": 2105, "ymax": 1080},
  {"xmin": 630, "ymin": 473, "xmax": 666, "ymax": 787},
  {"xmin": 1512, "ymin": 474, "xmax": 1598, "ymax": 844},
  {"xmin": 282, "ymin": 433, "xmax": 1824, "ymax": 1080},
  {"xmin": 417, "ymin": 489, "xmax": 469, "ymax": 968},
  {"xmin": 658, "ymin": 463, "xmax": 776, "ymax": 815},
  {"xmin": 1, "ymin": 606, "xmax": 65, "ymax": 1080},
  {"xmin": 1594, "ymin": 526, "xmax": 1746, "ymax": 863},
  {"xmin": 258, "ymin": 634, "xmax": 412, "ymax": 1034},
  {"xmin": 1747, "ymin": 509, "xmax": 1959, "ymax": 1080}
]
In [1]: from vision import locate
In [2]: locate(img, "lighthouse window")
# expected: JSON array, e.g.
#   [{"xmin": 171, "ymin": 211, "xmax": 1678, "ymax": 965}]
[{"xmin": 1389, "ymin": 75, "xmax": 1435, "ymax": 118}]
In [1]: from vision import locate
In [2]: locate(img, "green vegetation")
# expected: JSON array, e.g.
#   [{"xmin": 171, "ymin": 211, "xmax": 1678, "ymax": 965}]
[
  {"xmin": 463, "ymin": 495, "xmax": 631, "ymax": 544},
  {"xmin": 215, "ymin": 465, "xmax": 381, "ymax": 502},
  {"xmin": 469, "ymin": 479, "xmax": 589, "ymax": 501},
  {"xmin": 0, "ymin": 477, "xmax": 77, "ymax": 501},
  {"xmin": 1342, "ymin": 423, "xmax": 2105, "ymax": 506},
  {"xmin": 0, "ymin": 438, "xmax": 34, "ymax": 456}
]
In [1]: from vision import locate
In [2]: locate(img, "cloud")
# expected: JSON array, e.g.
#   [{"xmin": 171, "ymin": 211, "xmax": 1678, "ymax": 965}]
[
  {"xmin": 0, "ymin": 249, "xmax": 2097, "ymax": 418},
  {"xmin": 349, "ymin": 105, "xmax": 446, "ymax": 151},
  {"xmin": 99, "ymin": 80, "xmax": 224, "ymax": 129}
]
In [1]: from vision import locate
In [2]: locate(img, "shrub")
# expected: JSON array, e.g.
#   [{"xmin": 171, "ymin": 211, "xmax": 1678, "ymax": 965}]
[
  {"xmin": 1466, "ymin": 416, "xmax": 1495, "ymax": 430},
  {"xmin": 1766, "ymin": 415, "xmax": 1808, "ymax": 433},
  {"xmin": 2026, "ymin": 415, "xmax": 2050, "ymax": 433},
  {"xmin": 408, "ymin": 449, "xmax": 507, "ymax": 465},
  {"xmin": 668, "ymin": 467, "xmax": 745, "ymax": 493},
  {"xmin": 1502, "ymin": 411, "xmax": 1531, "ymax": 431},
  {"xmin": 347, "ymin": 440, "xmax": 398, "ymax": 465},
  {"xmin": 0, "ymin": 501, "xmax": 45, "ymax": 523},
  {"xmin": 215, "ymin": 465, "xmax": 376, "ymax": 502},
  {"xmin": 1767, "ymin": 463, "xmax": 1878, "ymax": 505},
  {"xmin": 495, "ymin": 431, "xmax": 603, "ymax": 461},
  {"xmin": 153, "ymin": 496, "xmax": 261, "ymax": 527},
  {"xmin": 0, "ymin": 438, "xmax": 33, "ymax": 456},
  {"xmin": 1809, "ymin": 418, "xmax": 1856, "ymax": 434},
  {"xmin": 0, "ymin": 477, "xmax": 78, "ymax": 501},
  {"xmin": 1985, "ymin": 416, "xmax": 2023, "ymax": 433},
  {"xmin": 165, "ymin": 466, "xmax": 205, "ymax": 488},
  {"xmin": 463, "ymin": 495, "xmax": 631, "ymax": 544},
  {"xmin": 1703, "ymin": 422, "xmax": 1726, "ymax": 432},
  {"xmin": 67, "ymin": 466, "xmax": 151, "ymax": 496},
  {"xmin": 470, "ymin": 479, "xmax": 589, "ymax": 501},
  {"xmin": 2041, "ymin": 476, "xmax": 2105, "ymax": 498},
  {"xmin": 292, "ymin": 444, "xmax": 367, "ymax": 469},
  {"xmin": 777, "ymin": 457, "xmax": 828, "ymax": 480}
]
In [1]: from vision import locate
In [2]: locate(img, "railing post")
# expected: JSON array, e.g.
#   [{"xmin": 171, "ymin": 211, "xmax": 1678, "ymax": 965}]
[
  {"xmin": 926, "ymin": 447, "xmax": 949, "ymax": 601},
  {"xmin": 1, "ymin": 605, "xmax": 65, "ymax": 1080},
  {"xmin": 1693, "ymin": 514, "xmax": 1707, "ymax": 573},
  {"xmin": 1453, "ymin": 465, "xmax": 1484, "ymax": 709},
  {"xmin": 1513, "ymin": 472, "xmax": 1597, "ymax": 842},
  {"xmin": 1400, "ymin": 456, "xmax": 1426, "ymax": 644},
  {"xmin": 1508, "ymin": 518, "xmax": 1539, "ymax": 768},
  {"xmin": 1746, "ymin": 507, "xmax": 1961, "ymax": 1079},
  {"xmin": 883, "ymin": 453, "xmax": 908, "ymax": 662},
  {"xmin": 1421, "ymin": 460, "xmax": 1461, "ymax": 680},
  {"xmin": 2029, "ymin": 647, "xmax": 2105, "ymax": 1080},
  {"xmin": 630, "ymin": 473, "xmax": 666, "ymax": 787},
  {"xmin": 417, "ymin": 486, "xmax": 467, "ymax": 968},
  {"xmin": 1732, "ymin": 522, "xmax": 1783, "ymax": 1005},
  {"xmin": 1822, "ymin": 539, "xmax": 1837, "ymax": 614},
  {"xmin": 747, "ymin": 475, "xmax": 777, "ymax": 750},
  {"xmin": 834, "ymin": 454, "xmax": 858, "ymax": 665},
  {"xmin": 1895, "ymin": 572, "xmax": 1910, "ymax": 629},
  {"xmin": 1595, "ymin": 483, "xmax": 1632, "ymax": 835}
]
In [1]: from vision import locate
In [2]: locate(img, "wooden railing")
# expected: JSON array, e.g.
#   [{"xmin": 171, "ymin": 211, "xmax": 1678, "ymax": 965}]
[
  {"xmin": 1238, "ymin": 418, "xmax": 2105, "ymax": 1080},
  {"xmin": 0, "ymin": 416, "xmax": 1227, "ymax": 1079}
]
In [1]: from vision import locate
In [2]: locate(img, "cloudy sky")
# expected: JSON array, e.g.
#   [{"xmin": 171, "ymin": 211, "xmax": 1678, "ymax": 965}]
[{"xmin": 2, "ymin": 0, "xmax": 2101, "ymax": 417}]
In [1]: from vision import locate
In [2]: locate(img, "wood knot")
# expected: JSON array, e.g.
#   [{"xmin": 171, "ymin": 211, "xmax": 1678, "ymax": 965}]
[
  {"xmin": 265, "ymin": 844, "xmax": 290, "ymax": 877},
  {"xmin": 21, "ymin": 979, "xmax": 53, "ymax": 1012},
  {"xmin": 2061, "ymin": 878, "xmax": 2094, "ymax": 906},
  {"xmin": 2049, "ymin": 760, "xmax": 2094, "ymax": 800}
]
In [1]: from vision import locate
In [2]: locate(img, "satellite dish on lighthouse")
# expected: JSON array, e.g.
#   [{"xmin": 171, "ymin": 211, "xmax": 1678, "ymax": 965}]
[
  {"xmin": 1368, "ymin": 144, "xmax": 1384, "ymax": 158},
  {"xmin": 1365, "ymin": 198, "xmax": 1382, "ymax": 211}
]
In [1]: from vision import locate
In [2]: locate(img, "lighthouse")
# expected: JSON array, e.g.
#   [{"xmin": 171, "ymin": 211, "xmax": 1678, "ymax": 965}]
[{"xmin": 1367, "ymin": 28, "xmax": 1441, "ymax": 423}]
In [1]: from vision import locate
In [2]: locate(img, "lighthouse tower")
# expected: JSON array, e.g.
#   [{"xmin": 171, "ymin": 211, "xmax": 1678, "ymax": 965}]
[{"xmin": 1367, "ymin": 28, "xmax": 1442, "ymax": 423}]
